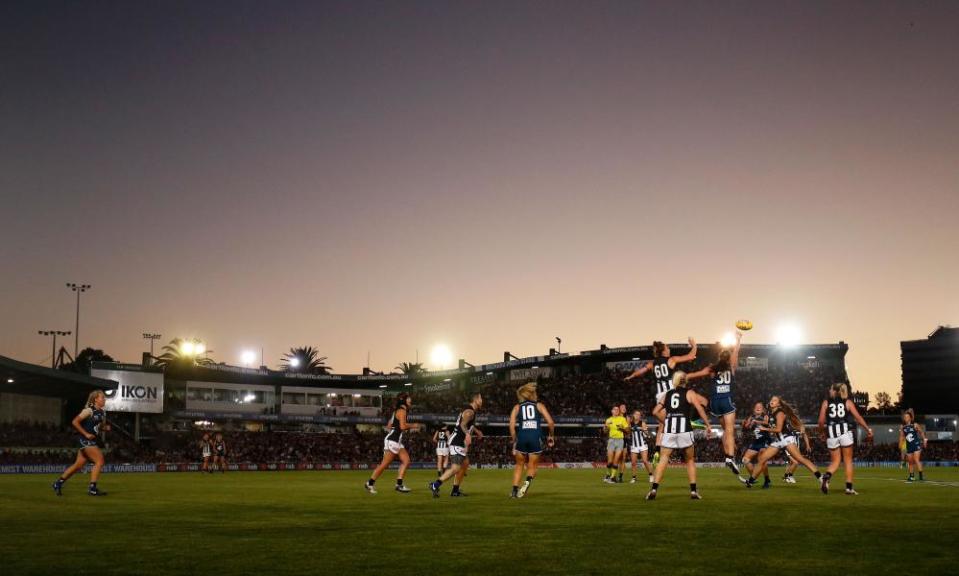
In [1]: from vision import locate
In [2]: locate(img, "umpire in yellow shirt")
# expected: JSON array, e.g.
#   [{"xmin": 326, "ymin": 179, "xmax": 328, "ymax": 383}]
[{"xmin": 603, "ymin": 406, "xmax": 629, "ymax": 483}]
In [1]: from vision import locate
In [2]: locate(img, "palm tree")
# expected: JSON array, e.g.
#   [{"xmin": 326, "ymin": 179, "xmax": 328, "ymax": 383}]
[
  {"xmin": 395, "ymin": 362, "xmax": 427, "ymax": 377},
  {"xmin": 282, "ymin": 346, "xmax": 331, "ymax": 374},
  {"xmin": 153, "ymin": 338, "xmax": 215, "ymax": 368}
]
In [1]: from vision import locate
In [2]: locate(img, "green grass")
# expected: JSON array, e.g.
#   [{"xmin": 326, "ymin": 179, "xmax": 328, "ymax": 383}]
[{"xmin": 1, "ymin": 467, "xmax": 957, "ymax": 575}]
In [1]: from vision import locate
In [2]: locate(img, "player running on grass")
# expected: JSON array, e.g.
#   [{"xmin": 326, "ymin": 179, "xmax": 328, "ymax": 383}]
[
  {"xmin": 509, "ymin": 382, "xmax": 555, "ymax": 498},
  {"xmin": 744, "ymin": 396, "xmax": 825, "ymax": 490},
  {"xmin": 818, "ymin": 382, "xmax": 873, "ymax": 495},
  {"xmin": 646, "ymin": 372, "xmax": 712, "ymax": 500},
  {"xmin": 52, "ymin": 390, "xmax": 109, "ymax": 496},
  {"xmin": 365, "ymin": 392, "xmax": 421, "ymax": 494},
  {"xmin": 431, "ymin": 392, "xmax": 483, "ymax": 498}
]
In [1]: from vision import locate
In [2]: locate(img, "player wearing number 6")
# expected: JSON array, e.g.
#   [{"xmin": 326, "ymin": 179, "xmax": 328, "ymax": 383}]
[
  {"xmin": 687, "ymin": 331, "xmax": 744, "ymax": 481},
  {"xmin": 647, "ymin": 372, "xmax": 712, "ymax": 500},
  {"xmin": 817, "ymin": 382, "xmax": 873, "ymax": 495},
  {"xmin": 509, "ymin": 382, "xmax": 555, "ymax": 498}
]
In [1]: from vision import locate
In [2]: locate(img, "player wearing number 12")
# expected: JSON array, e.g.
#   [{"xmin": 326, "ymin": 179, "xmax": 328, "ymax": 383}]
[
  {"xmin": 817, "ymin": 382, "xmax": 873, "ymax": 495},
  {"xmin": 509, "ymin": 382, "xmax": 555, "ymax": 498}
]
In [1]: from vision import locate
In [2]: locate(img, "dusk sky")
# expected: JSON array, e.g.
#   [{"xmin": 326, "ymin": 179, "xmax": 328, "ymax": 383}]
[{"xmin": 1, "ymin": 1, "xmax": 957, "ymax": 401}]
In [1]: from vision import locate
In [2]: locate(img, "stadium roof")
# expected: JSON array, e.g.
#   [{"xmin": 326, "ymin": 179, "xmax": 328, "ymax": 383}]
[{"xmin": 0, "ymin": 356, "xmax": 118, "ymax": 398}]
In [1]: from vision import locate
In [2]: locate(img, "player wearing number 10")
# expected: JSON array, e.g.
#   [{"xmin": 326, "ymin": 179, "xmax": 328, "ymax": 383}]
[
  {"xmin": 509, "ymin": 382, "xmax": 555, "ymax": 498},
  {"xmin": 817, "ymin": 382, "xmax": 873, "ymax": 495}
]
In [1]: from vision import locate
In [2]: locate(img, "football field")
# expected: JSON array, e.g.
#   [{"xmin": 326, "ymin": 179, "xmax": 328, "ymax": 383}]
[{"xmin": 2, "ymin": 466, "xmax": 957, "ymax": 575}]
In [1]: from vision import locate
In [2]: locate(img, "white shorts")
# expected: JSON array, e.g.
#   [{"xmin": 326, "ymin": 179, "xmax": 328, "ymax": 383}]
[
  {"xmin": 655, "ymin": 391, "xmax": 669, "ymax": 405},
  {"xmin": 826, "ymin": 430, "xmax": 854, "ymax": 450},
  {"xmin": 202, "ymin": 449, "xmax": 211, "ymax": 458},
  {"xmin": 436, "ymin": 448, "xmax": 449, "ymax": 456},
  {"xmin": 630, "ymin": 444, "xmax": 649, "ymax": 454},
  {"xmin": 449, "ymin": 445, "xmax": 468, "ymax": 457},
  {"xmin": 771, "ymin": 435, "xmax": 797, "ymax": 450},
  {"xmin": 661, "ymin": 432, "xmax": 694, "ymax": 449},
  {"xmin": 384, "ymin": 439, "xmax": 404, "ymax": 454}
]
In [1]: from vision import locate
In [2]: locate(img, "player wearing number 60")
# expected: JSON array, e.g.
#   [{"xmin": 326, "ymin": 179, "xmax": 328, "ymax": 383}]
[
  {"xmin": 508, "ymin": 382, "xmax": 555, "ymax": 498},
  {"xmin": 817, "ymin": 382, "xmax": 873, "ymax": 495}
]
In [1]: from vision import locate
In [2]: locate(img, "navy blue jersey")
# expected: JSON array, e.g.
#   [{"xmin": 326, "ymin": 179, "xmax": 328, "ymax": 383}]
[
  {"xmin": 516, "ymin": 401, "xmax": 541, "ymax": 440},
  {"xmin": 745, "ymin": 414, "xmax": 771, "ymax": 444},
  {"xmin": 711, "ymin": 369, "xmax": 734, "ymax": 401},
  {"xmin": 79, "ymin": 407, "xmax": 105, "ymax": 438},
  {"xmin": 653, "ymin": 357, "xmax": 673, "ymax": 398},
  {"xmin": 903, "ymin": 424, "xmax": 922, "ymax": 453}
]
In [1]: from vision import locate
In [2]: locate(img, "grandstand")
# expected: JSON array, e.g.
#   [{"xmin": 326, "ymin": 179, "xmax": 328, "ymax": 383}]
[{"xmin": 3, "ymin": 341, "xmax": 956, "ymax": 471}]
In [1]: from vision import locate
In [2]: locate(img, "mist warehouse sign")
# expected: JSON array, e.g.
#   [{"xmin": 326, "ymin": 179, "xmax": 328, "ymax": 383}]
[{"xmin": 91, "ymin": 368, "xmax": 165, "ymax": 414}]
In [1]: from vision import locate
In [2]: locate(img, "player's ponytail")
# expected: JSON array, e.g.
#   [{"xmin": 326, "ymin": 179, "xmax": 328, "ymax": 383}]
[
  {"xmin": 653, "ymin": 341, "xmax": 666, "ymax": 358},
  {"xmin": 394, "ymin": 392, "xmax": 410, "ymax": 410},
  {"xmin": 517, "ymin": 382, "xmax": 537, "ymax": 402},
  {"xmin": 780, "ymin": 399, "xmax": 804, "ymax": 434}
]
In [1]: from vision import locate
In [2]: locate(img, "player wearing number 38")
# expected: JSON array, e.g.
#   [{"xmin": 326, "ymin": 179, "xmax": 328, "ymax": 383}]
[{"xmin": 817, "ymin": 382, "xmax": 873, "ymax": 495}]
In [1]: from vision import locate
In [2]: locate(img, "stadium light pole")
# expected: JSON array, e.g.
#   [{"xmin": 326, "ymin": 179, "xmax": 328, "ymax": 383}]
[
  {"xmin": 66, "ymin": 283, "xmax": 91, "ymax": 357},
  {"xmin": 143, "ymin": 333, "xmax": 162, "ymax": 357},
  {"xmin": 38, "ymin": 330, "xmax": 71, "ymax": 368}
]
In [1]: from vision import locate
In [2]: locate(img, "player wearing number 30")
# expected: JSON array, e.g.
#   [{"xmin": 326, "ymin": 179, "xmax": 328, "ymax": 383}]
[
  {"xmin": 647, "ymin": 372, "xmax": 712, "ymax": 500},
  {"xmin": 509, "ymin": 382, "xmax": 555, "ymax": 498},
  {"xmin": 817, "ymin": 382, "xmax": 873, "ymax": 495},
  {"xmin": 687, "ymin": 331, "xmax": 744, "ymax": 481}
]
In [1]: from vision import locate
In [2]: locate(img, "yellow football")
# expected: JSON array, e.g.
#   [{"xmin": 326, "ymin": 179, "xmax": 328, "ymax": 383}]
[{"xmin": 735, "ymin": 320, "xmax": 753, "ymax": 331}]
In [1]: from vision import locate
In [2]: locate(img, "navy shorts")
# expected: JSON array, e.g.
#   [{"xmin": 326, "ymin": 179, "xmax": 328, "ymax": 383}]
[
  {"xmin": 79, "ymin": 437, "xmax": 98, "ymax": 449},
  {"xmin": 906, "ymin": 445, "xmax": 922, "ymax": 455},
  {"xmin": 515, "ymin": 435, "xmax": 543, "ymax": 455},
  {"xmin": 747, "ymin": 440, "xmax": 769, "ymax": 452},
  {"xmin": 710, "ymin": 396, "xmax": 736, "ymax": 417}
]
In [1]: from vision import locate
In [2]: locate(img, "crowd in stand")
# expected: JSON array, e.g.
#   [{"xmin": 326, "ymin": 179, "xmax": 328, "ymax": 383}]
[
  {"xmin": 410, "ymin": 362, "xmax": 850, "ymax": 422},
  {"xmin": 4, "ymin": 422, "xmax": 957, "ymax": 467}
]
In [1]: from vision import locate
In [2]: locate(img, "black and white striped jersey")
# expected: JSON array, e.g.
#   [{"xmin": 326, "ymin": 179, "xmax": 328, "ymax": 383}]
[
  {"xmin": 630, "ymin": 423, "xmax": 648, "ymax": 448},
  {"xmin": 663, "ymin": 388, "xmax": 692, "ymax": 434},
  {"xmin": 385, "ymin": 409, "xmax": 404, "ymax": 443},
  {"xmin": 436, "ymin": 430, "xmax": 448, "ymax": 449},
  {"xmin": 825, "ymin": 398, "xmax": 852, "ymax": 439},
  {"xmin": 653, "ymin": 357, "xmax": 673, "ymax": 397},
  {"xmin": 448, "ymin": 406, "xmax": 474, "ymax": 448}
]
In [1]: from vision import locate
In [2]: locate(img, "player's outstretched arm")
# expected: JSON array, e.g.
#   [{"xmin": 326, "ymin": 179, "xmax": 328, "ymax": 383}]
[
  {"xmin": 730, "ymin": 332, "xmax": 742, "ymax": 372},
  {"xmin": 686, "ymin": 366, "xmax": 711, "ymax": 381},
  {"xmin": 624, "ymin": 361, "xmax": 652, "ymax": 381},
  {"xmin": 670, "ymin": 338, "xmax": 697, "ymax": 366}
]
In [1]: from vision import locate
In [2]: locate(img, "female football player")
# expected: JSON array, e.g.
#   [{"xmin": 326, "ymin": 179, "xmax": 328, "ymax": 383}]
[
  {"xmin": 818, "ymin": 382, "xmax": 873, "ymax": 494},
  {"xmin": 365, "ymin": 392, "xmax": 421, "ymax": 494},
  {"xmin": 624, "ymin": 338, "xmax": 698, "ymax": 451},
  {"xmin": 687, "ymin": 332, "xmax": 743, "ymax": 478},
  {"xmin": 431, "ymin": 392, "xmax": 483, "ymax": 497},
  {"xmin": 647, "ymin": 372, "xmax": 712, "ymax": 500},
  {"xmin": 200, "ymin": 432, "xmax": 212, "ymax": 473},
  {"xmin": 212, "ymin": 432, "xmax": 227, "ymax": 473},
  {"xmin": 741, "ymin": 402, "xmax": 772, "ymax": 488},
  {"xmin": 509, "ymin": 382, "xmax": 555, "ymax": 498},
  {"xmin": 745, "ymin": 396, "xmax": 824, "ymax": 489},
  {"xmin": 433, "ymin": 425, "xmax": 450, "ymax": 476},
  {"xmin": 52, "ymin": 390, "xmax": 108, "ymax": 496},
  {"xmin": 900, "ymin": 409, "xmax": 927, "ymax": 482},
  {"xmin": 628, "ymin": 409, "xmax": 654, "ymax": 484}
]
